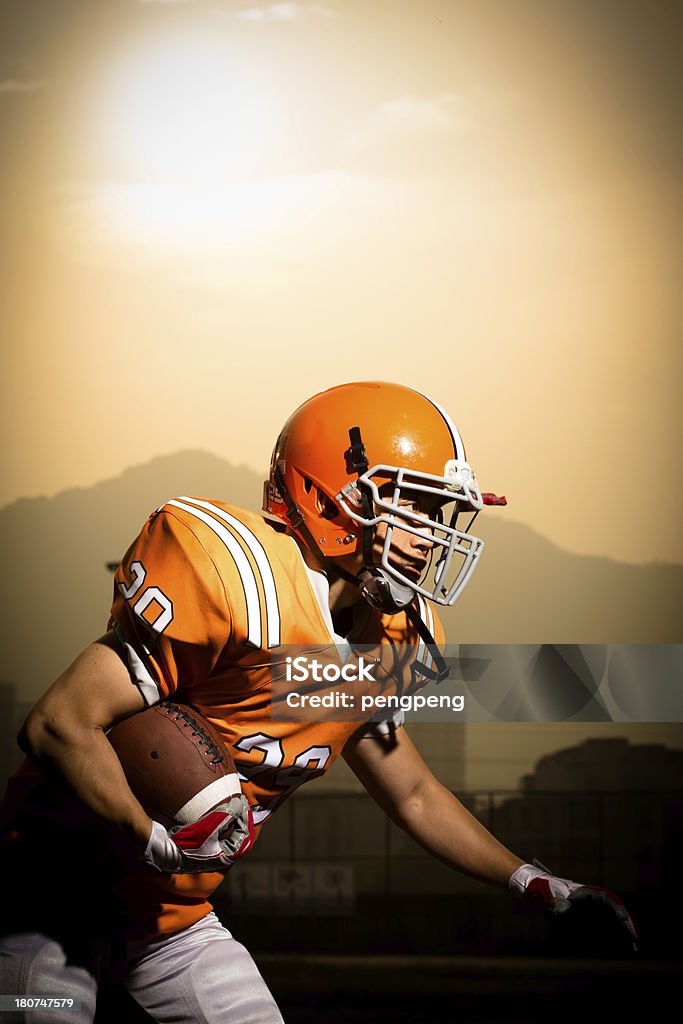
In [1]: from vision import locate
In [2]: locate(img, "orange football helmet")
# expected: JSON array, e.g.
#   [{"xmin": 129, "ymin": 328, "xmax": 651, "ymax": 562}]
[{"xmin": 264, "ymin": 381, "xmax": 498, "ymax": 610}]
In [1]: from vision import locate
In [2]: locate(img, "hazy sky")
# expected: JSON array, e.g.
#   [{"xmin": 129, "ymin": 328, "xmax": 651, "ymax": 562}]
[{"xmin": 2, "ymin": 0, "xmax": 682, "ymax": 563}]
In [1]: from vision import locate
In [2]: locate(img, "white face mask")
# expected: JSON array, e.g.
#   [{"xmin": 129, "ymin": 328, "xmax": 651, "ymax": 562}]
[{"xmin": 336, "ymin": 461, "xmax": 485, "ymax": 609}]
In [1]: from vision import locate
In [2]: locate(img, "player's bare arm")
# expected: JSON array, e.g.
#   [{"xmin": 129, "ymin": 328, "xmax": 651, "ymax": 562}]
[
  {"xmin": 17, "ymin": 630, "xmax": 250, "ymax": 873},
  {"xmin": 18, "ymin": 630, "xmax": 152, "ymax": 848},
  {"xmin": 343, "ymin": 721, "xmax": 637, "ymax": 947},
  {"xmin": 343, "ymin": 726, "xmax": 523, "ymax": 888}
]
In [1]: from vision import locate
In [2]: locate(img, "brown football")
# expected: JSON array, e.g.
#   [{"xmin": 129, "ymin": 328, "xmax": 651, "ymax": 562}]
[{"xmin": 108, "ymin": 701, "xmax": 242, "ymax": 827}]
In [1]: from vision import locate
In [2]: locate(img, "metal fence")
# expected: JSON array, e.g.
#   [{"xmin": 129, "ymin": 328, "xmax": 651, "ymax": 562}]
[{"xmin": 238, "ymin": 787, "xmax": 682, "ymax": 897}]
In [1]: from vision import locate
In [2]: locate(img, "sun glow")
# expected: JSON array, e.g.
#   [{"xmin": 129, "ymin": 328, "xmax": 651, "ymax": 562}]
[{"xmin": 98, "ymin": 32, "xmax": 291, "ymax": 184}]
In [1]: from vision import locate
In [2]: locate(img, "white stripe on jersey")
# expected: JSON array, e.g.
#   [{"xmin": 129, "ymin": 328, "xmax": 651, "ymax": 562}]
[
  {"xmin": 166, "ymin": 499, "xmax": 263, "ymax": 649},
  {"xmin": 421, "ymin": 594, "xmax": 435, "ymax": 637},
  {"xmin": 179, "ymin": 497, "xmax": 281, "ymax": 649}
]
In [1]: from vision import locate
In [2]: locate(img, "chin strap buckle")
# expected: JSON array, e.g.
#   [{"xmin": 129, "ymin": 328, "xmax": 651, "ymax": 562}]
[
  {"xmin": 345, "ymin": 426, "xmax": 369, "ymax": 476},
  {"xmin": 273, "ymin": 466, "xmax": 304, "ymax": 530}
]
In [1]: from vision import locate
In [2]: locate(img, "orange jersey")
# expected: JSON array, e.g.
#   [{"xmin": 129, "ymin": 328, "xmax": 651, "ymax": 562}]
[{"xmin": 1, "ymin": 497, "xmax": 444, "ymax": 938}]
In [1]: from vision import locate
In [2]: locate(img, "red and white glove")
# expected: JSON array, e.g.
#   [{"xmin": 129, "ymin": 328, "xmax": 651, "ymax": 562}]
[
  {"xmin": 509, "ymin": 859, "xmax": 638, "ymax": 951},
  {"xmin": 142, "ymin": 795, "xmax": 254, "ymax": 874}
]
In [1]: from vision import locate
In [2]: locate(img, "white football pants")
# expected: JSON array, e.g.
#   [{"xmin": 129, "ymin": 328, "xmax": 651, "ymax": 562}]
[{"xmin": 0, "ymin": 913, "xmax": 284, "ymax": 1024}]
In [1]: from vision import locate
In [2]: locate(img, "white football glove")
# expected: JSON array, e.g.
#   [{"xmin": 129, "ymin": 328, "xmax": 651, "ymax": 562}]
[
  {"xmin": 142, "ymin": 795, "xmax": 254, "ymax": 874},
  {"xmin": 509, "ymin": 859, "xmax": 638, "ymax": 951}
]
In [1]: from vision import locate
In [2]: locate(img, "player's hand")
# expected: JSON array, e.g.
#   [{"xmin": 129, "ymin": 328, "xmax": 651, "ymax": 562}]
[
  {"xmin": 142, "ymin": 795, "xmax": 254, "ymax": 873},
  {"xmin": 509, "ymin": 859, "xmax": 638, "ymax": 951}
]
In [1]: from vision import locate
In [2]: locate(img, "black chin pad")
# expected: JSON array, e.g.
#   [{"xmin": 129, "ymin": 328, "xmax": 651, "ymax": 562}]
[{"xmin": 358, "ymin": 568, "xmax": 413, "ymax": 614}]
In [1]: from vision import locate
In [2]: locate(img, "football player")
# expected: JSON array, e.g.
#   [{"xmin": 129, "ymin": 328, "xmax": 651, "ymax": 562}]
[{"xmin": 0, "ymin": 382, "xmax": 636, "ymax": 1023}]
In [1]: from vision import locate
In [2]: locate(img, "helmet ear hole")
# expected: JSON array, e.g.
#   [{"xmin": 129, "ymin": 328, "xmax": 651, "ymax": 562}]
[
  {"xmin": 304, "ymin": 477, "xmax": 313, "ymax": 494},
  {"xmin": 315, "ymin": 488, "xmax": 340, "ymax": 521}
]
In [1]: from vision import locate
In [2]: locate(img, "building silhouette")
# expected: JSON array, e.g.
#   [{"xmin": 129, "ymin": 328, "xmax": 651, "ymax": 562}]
[
  {"xmin": 522, "ymin": 737, "xmax": 683, "ymax": 792},
  {"xmin": 490, "ymin": 738, "xmax": 683, "ymax": 897}
]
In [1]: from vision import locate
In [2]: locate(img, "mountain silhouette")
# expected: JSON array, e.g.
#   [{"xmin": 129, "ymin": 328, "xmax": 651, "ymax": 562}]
[{"xmin": 2, "ymin": 450, "xmax": 681, "ymax": 700}]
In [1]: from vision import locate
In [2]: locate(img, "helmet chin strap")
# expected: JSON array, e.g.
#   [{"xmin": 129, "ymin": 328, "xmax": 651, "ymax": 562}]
[
  {"xmin": 272, "ymin": 438, "xmax": 450, "ymax": 684},
  {"xmin": 345, "ymin": 427, "xmax": 414, "ymax": 614}
]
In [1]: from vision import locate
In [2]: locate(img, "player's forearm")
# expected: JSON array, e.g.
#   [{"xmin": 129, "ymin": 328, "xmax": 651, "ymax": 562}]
[
  {"xmin": 19, "ymin": 713, "xmax": 152, "ymax": 848},
  {"xmin": 393, "ymin": 777, "xmax": 523, "ymax": 888}
]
